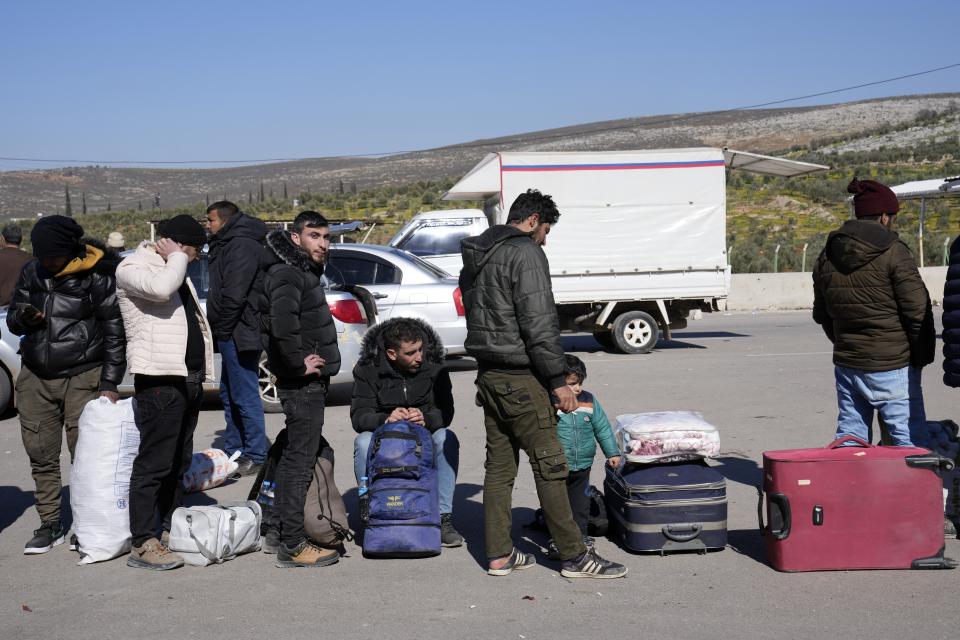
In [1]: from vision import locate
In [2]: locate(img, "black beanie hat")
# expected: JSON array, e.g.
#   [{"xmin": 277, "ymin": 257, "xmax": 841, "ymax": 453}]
[
  {"xmin": 159, "ymin": 215, "xmax": 206, "ymax": 248},
  {"xmin": 848, "ymin": 178, "xmax": 900, "ymax": 218},
  {"xmin": 31, "ymin": 215, "xmax": 85, "ymax": 259}
]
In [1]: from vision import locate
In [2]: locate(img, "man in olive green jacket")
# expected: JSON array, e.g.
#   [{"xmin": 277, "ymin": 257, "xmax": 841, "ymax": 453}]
[
  {"xmin": 813, "ymin": 178, "xmax": 935, "ymax": 446},
  {"xmin": 460, "ymin": 189, "xmax": 626, "ymax": 579}
]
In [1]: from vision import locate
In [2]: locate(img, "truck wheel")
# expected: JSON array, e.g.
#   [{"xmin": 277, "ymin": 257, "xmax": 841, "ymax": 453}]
[
  {"xmin": 258, "ymin": 355, "xmax": 283, "ymax": 414},
  {"xmin": 0, "ymin": 367, "xmax": 11, "ymax": 415},
  {"xmin": 611, "ymin": 311, "xmax": 659, "ymax": 354},
  {"xmin": 592, "ymin": 331, "xmax": 614, "ymax": 350}
]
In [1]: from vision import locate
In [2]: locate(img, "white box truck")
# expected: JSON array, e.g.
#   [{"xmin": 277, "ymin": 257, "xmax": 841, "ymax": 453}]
[{"xmin": 389, "ymin": 148, "xmax": 827, "ymax": 353}]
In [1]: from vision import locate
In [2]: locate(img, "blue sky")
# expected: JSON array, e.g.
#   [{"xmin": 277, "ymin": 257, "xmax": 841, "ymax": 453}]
[{"xmin": 0, "ymin": 0, "xmax": 956, "ymax": 170}]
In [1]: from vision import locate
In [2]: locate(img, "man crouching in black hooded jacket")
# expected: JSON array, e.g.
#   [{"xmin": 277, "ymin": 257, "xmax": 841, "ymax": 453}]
[{"xmin": 258, "ymin": 211, "xmax": 341, "ymax": 568}]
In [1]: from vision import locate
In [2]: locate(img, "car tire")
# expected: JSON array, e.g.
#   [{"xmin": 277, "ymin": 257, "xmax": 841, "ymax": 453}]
[
  {"xmin": 258, "ymin": 355, "xmax": 283, "ymax": 414},
  {"xmin": 611, "ymin": 311, "xmax": 660, "ymax": 354},
  {"xmin": 0, "ymin": 367, "xmax": 11, "ymax": 414}
]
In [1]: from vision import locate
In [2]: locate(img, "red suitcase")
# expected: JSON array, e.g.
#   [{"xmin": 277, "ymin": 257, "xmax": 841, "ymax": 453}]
[{"xmin": 760, "ymin": 435, "xmax": 956, "ymax": 572}]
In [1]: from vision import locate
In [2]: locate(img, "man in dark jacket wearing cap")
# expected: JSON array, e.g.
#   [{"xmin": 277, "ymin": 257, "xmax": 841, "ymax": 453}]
[
  {"xmin": 7, "ymin": 215, "xmax": 125, "ymax": 554},
  {"xmin": 813, "ymin": 178, "xmax": 934, "ymax": 446},
  {"xmin": 460, "ymin": 189, "xmax": 626, "ymax": 579},
  {"xmin": 205, "ymin": 201, "xmax": 269, "ymax": 477}
]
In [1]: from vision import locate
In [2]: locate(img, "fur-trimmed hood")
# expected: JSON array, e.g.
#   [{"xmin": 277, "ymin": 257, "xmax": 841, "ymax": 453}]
[
  {"xmin": 357, "ymin": 317, "xmax": 445, "ymax": 368},
  {"xmin": 264, "ymin": 228, "xmax": 323, "ymax": 275}
]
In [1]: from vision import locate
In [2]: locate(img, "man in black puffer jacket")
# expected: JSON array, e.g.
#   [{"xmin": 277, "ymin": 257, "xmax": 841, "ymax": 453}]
[
  {"xmin": 205, "ymin": 201, "xmax": 269, "ymax": 477},
  {"xmin": 7, "ymin": 216, "xmax": 125, "ymax": 555},
  {"xmin": 460, "ymin": 189, "xmax": 626, "ymax": 580},
  {"xmin": 813, "ymin": 178, "xmax": 934, "ymax": 447},
  {"xmin": 944, "ymin": 235, "xmax": 960, "ymax": 388},
  {"xmin": 350, "ymin": 317, "xmax": 462, "ymax": 547},
  {"xmin": 258, "ymin": 211, "xmax": 340, "ymax": 569}
]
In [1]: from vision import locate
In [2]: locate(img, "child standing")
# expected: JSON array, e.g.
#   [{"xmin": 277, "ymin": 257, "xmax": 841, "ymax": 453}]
[{"xmin": 548, "ymin": 355, "xmax": 622, "ymax": 557}]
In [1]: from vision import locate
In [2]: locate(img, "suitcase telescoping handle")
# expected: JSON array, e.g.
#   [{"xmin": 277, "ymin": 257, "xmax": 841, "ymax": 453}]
[{"xmin": 756, "ymin": 486, "xmax": 791, "ymax": 540}]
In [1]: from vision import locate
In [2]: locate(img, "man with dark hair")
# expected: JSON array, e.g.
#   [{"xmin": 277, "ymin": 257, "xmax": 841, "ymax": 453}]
[
  {"xmin": 0, "ymin": 223, "xmax": 32, "ymax": 306},
  {"xmin": 116, "ymin": 215, "xmax": 214, "ymax": 570},
  {"xmin": 257, "ymin": 211, "xmax": 341, "ymax": 567},
  {"xmin": 813, "ymin": 178, "xmax": 934, "ymax": 446},
  {"xmin": 205, "ymin": 200, "xmax": 269, "ymax": 477},
  {"xmin": 350, "ymin": 317, "xmax": 463, "ymax": 547},
  {"xmin": 7, "ymin": 215, "xmax": 125, "ymax": 554},
  {"xmin": 460, "ymin": 189, "xmax": 626, "ymax": 579}
]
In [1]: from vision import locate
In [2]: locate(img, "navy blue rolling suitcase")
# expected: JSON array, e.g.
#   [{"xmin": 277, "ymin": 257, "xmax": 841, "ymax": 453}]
[{"xmin": 604, "ymin": 461, "xmax": 727, "ymax": 554}]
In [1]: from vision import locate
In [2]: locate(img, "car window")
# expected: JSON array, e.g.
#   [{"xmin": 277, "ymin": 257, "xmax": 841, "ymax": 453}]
[
  {"xmin": 399, "ymin": 224, "xmax": 471, "ymax": 257},
  {"xmin": 187, "ymin": 255, "xmax": 209, "ymax": 298},
  {"xmin": 329, "ymin": 254, "xmax": 401, "ymax": 285}
]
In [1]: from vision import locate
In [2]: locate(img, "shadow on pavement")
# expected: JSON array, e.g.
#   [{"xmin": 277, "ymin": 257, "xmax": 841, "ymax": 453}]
[
  {"xmin": 0, "ymin": 485, "xmax": 35, "ymax": 533},
  {"xmin": 670, "ymin": 331, "xmax": 750, "ymax": 339},
  {"xmin": 727, "ymin": 529, "xmax": 768, "ymax": 566},
  {"xmin": 711, "ymin": 455, "xmax": 762, "ymax": 488}
]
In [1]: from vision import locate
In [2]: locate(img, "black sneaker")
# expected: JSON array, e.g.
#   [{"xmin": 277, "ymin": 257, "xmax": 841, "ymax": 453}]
[
  {"xmin": 561, "ymin": 548, "xmax": 628, "ymax": 579},
  {"xmin": 69, "ymin": 533, "xmax": 79, "ymax": 552},
  {"xmin": 24, "ymin": 521, "xmax": 66, "ymax": 555},
  {"xmin": 262, "ymin": 527, "xmax": 280, "ymax": 554},
  {"xmin": 440, "ymin": 513, "xmax": 464, "ymax": 548},
  {"xmin": 546, "ymin": 539, "xmax": 560, "ymax": 560},
  {"xmin": 232, "ymin": 457, "xmax": 264, "ymax": 478}
]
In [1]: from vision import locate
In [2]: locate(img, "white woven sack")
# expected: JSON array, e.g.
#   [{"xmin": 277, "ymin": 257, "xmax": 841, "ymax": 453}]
[
  {"xmin": 181, "ymin": 449, "xmax": 241, "ymax": 493},
  {"xmin": 615, "ymin": 411, "xmax": 721, "ymax": 463},
  {"xmin": 71, "ymin": 397, "xmax": 139, "ymax": 565},
  {"xmin": 168, "ymin": 501, "xmax": 262, "ymax": 566}
]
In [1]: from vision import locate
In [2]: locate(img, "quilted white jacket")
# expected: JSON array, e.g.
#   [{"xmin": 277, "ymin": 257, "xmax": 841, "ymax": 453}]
[{"xmin": 116, "ymin": 242, "xmax": 215, "ymax": 380}]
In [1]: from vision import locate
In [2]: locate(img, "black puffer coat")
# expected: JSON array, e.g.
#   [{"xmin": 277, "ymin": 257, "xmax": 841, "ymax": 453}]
[
  {"xmin": 350, "ymin": 317, "xmax": 454, "ymax": 433},
  {"xmin": 942, "ymin": 235, "xmax": 960, "ymax": 386},
  {"xmin": 6, "ymin": 240, "xmax": 126, "ymax": 391},
  {"xmin": 207, "ymin": 212, "xmax": 268, "ymax": 351},
  {"xmin": 459, "ymin": 225, "xmax": 565, "ymax": 390},
  {"xmin": 257, "ymin": 230, "xmax": 340, "ymax": 382},
  {"xmin": 812, "ymin": 219, "xmax": 934, "ymax": 372}
]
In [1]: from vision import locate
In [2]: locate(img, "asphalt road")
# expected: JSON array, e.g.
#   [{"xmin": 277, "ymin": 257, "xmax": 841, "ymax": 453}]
[{"xmin": 2, "ymin": 311, "xmax": 958, "ymax": 640}]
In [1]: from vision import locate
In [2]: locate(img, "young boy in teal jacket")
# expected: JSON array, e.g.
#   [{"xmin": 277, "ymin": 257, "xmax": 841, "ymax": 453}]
[{"xmin": 549, "ymin": 355, "xmax": 621, "ymax": 556}]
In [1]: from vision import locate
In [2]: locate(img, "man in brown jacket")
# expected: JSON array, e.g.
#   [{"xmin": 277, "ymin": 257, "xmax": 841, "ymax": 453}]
[
  {"xmin": 813, "ymin": 178, "xmax": 934, "ymax": 446},
  {"xmin": 0, "ymin": 224, "xmax": 33, "ymax": 307}
]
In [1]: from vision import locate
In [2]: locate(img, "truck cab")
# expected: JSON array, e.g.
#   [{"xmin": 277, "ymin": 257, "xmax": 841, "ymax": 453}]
[{"xmin": 388, "ymin": 209, "xmax": 486, "ymax": 276}]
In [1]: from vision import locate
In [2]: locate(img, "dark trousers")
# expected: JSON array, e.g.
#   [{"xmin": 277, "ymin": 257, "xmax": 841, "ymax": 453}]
[
  {"xmin": 128, "ymin": 373, "xmax": 203, "ymax": 547},
  {"xmin": 566, "ymin": 468, "xmax": 592, "ymax": 536},
  {"xmin": 275, "ymin": 380, "xmax": 327, "ymax": 547},
  {"xmin": 476, "ymin": 370, "xmax": 587, "ymax": 562}
]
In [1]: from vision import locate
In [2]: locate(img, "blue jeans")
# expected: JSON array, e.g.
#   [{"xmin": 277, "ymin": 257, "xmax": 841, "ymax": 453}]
[
  {"xmin": 353, "ymin": 427, "xmax": 459, "ymax": 514},
  {"xmin": 834, "ymin": 365, "xmax": 912, "ymax": 446},
  {"xmin": 219, "ymin": 339, "xmax": 268, "ymax": 464}
]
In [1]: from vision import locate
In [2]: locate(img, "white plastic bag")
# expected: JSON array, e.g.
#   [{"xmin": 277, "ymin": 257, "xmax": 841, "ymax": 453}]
[
  {"xmin": 615, "ymin": 411, "xmax": 721, "ymax": 463},
  {"xmin": 71, "ymin": 397, "xmax": 139, "ymax": 565},
  {"xmin": 168, "ymin": 501, "xmax": 262, "ymax": 566},
  {"xmin": 181, "ymin": 449, "xmax": 241, "ymax": 493}
]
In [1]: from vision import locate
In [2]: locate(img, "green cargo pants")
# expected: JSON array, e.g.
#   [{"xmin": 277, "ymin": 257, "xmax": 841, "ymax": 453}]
[
  {"xmin": 16, "ymin": 365, "xmax": 101, "ymax": 524},
  {"xmin": 477, "ymin": 370, "xmax": 587, "ymax": 562}
]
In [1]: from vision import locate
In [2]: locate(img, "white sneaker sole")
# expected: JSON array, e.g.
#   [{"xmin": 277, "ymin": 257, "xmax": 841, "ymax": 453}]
[
  {"xmin": 560, "ymin": 567, "xmax": 629, "ymax": 579},
  {"xmin": 24, "ymin": 534, "xmax": 65, "ymax": 555}
]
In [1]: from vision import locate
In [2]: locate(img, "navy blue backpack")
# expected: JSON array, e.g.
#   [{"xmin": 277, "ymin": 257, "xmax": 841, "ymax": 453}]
[{"xmin": 361, "ymin": 421, "xmax": 441, "ymax": 557}]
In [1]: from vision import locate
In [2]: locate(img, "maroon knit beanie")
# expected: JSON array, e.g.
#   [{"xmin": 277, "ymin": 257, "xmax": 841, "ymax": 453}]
[{"xmin": 847, "ymin": 178, "xmax": 899, "ymax": 218}]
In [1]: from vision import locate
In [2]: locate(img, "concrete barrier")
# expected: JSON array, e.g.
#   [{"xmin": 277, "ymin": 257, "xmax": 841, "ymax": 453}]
[{"xmin": 727, "ymin": 266, "xmax": 947, "ymax": 311}]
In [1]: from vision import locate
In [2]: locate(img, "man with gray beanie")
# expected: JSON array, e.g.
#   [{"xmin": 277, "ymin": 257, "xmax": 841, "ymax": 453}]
[
  {"xmin": 7, "ymin": 215, "xmax": 125, "ymax": 555},
  {"xmin": 117, "ymin": 214, "xmax": 214, "ymax": 570},
  {"xmin": 0, "ymin": 224, "xmax": 32, "ymax": 306}
]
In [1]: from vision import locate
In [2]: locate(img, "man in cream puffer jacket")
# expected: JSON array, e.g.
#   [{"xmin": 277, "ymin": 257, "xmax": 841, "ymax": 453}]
[{"xmin": 115, "ymin": 215, "xmax": 214, "ymax": 571}]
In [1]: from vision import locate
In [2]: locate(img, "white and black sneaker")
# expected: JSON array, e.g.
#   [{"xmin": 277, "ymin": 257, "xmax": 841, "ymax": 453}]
[
  {"xmin": 561, "ymin": 547, "xmax": 628, "ymax": 579},
  {"xmin": 24, "ymin": 521, "xmax": 66, "ymax": 555}
]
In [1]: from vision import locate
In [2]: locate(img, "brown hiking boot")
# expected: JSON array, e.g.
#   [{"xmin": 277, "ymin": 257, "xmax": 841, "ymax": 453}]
[
  {"xmin": 127, "ymin": 537, "xmax": 184, "ymax": 571},
  {"xmin": 276, "ymin": 539, "xmax": 339, "ymax": 568}
]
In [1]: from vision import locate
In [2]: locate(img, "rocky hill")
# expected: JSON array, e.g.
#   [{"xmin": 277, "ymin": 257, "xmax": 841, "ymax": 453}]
[{"xmin": 2, "ymin": 92, "xmax": 958, "ymax": 220}]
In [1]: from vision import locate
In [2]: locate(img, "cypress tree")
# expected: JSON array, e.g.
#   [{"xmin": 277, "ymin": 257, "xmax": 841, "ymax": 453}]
[
  {"xmin": 65, "ymin": 185, "xmax": 73, "ymax": 217},
  {"xmin": 81, "ymin": 191, "xmax": 87, "ymax": 215},
  {"xmin": 259, "ymin": 182, "xmax": 265, "ymax": 202},
  {"xmin": 283, "ymin": 182, "xmax": 288, "ymax": 199}
]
